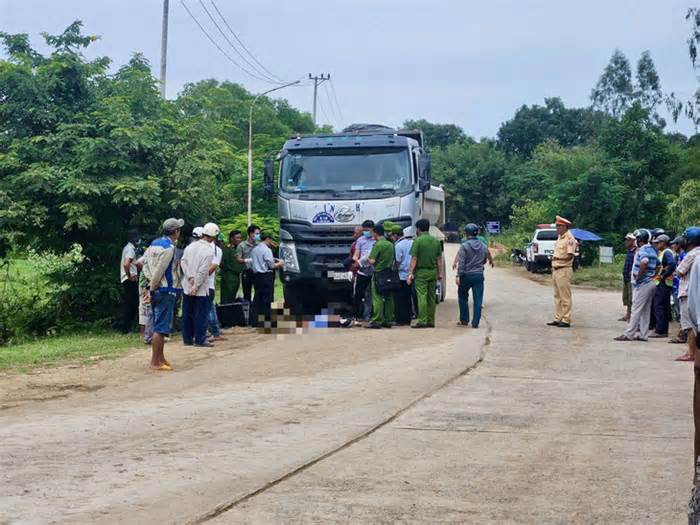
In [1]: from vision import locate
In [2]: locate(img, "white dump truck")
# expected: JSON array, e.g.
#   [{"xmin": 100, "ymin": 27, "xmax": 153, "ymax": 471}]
[{"xmin": 263, "ymin": 124, "xmax": 446, "ymax": 314}]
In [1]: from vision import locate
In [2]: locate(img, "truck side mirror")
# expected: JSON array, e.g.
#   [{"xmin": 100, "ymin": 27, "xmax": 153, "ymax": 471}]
[
  {"xmin": 418, "ymin": 154, "xmax": 432, "ymax": 192},
  {"xmin": 263, "ymin": 159, "xmax": 275, "ymax": 195}
]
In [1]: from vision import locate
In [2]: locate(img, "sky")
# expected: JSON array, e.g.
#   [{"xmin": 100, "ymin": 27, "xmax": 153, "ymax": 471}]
[{"xmin": 1, "ymin": 0, "xmax": 698, "ymax": 138}]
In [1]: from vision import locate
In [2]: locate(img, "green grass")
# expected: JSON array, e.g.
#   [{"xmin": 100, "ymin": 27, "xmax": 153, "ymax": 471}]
[
  {"xmin": 571, "ymin": 261, "xmax": 624, "ymax": 290},
  {"xmin": 0, "ymin": 330, "xmax": 141, "ymax": 373}
]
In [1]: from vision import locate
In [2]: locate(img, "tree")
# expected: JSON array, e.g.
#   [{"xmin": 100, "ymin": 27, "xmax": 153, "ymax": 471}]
[
  {"xmin": 402, "ymin": 119, "xmax": 468, "ymax": 149},
  {"xmin": 591, "ymin": 50, "xmax": 635, "ymax": 118},
  {"xmin": 667, "ymin": 8, "xmax": 700, "ymax": 128},
  {"xmin": 667, "ymin": 179, "xmax": 700, "ymax": 233},
  {"xmin": 431, "ymin": 141, "xmax": 512, "ymax": 225},
  {"xmin": 497, "ymin": 98, "xmax": 609, "ymax": 158},
  {"xmin": 635, "ymin": 51, "xmax": 664, "ymax": 123}
]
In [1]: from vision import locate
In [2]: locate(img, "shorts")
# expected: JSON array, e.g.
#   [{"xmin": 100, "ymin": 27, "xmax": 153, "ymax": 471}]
[
  {"xmin": 681, "ymin": 297, "xmax": 693, "ymax": 331},
  {"xmin": 152, "ymin": 290, "xmax": 176, "ymax": 336},
  {"xmin": 622, "ymin": 281, "xmax": 632, "ymax": 307}
]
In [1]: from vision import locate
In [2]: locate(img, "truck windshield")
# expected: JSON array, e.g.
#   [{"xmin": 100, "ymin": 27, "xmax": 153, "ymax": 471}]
[{"xmin": 280, "ymin": 148, "xmax": 412, "ymax": 194}]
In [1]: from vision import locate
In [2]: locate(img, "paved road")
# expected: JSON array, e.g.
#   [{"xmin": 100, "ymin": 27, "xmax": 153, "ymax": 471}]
[{"xmin": 1, "ymin": 245, "xmax": 694, "ymax": 524}]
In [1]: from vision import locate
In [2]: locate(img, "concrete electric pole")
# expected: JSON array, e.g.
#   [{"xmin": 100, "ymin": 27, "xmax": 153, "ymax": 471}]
[
  {"xmin": 308, "ymin": 73, "xmax": 330, "ymax": 127},
  {"xmin": 160, "ymin": 0, "xmax": 170, "ymax": 98}
]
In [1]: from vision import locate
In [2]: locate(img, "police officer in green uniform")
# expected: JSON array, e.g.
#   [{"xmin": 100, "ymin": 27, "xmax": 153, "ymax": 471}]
[
  {"xmin": 366, "ymin": 224, "xmax": 396, "ymax": 329},
  {"xmin": 407, "ymin": 218, "xmax": 442, "ymax": 328},
  {"xmin": 220, "ymin": 230, "xmax": 244, "ymax": 303}
]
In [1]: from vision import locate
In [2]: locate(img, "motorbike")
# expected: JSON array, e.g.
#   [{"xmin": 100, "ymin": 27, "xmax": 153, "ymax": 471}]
[{"xmin": 510, "ymin": 248, "xmax": 527, "ymax": 266}]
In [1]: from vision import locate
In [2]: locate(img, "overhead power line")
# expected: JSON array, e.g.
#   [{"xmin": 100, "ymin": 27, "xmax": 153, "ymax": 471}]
[
  {"xmin": 328, "ymin": 79, "xmax": 345, "ymax": 124},
  {"xmin": 209, "ymin": 0, "xmax": 285, "ymax": 83},
  {"xmin": 179, "ymin": 0, "xmax": 282, "ymax": 84},
  {"xmin": 197, "ymin": 0, "xmax": 282, "ymax": 84},
  {"xmin": 323, "ymin": 81, "xmax": 343, "ymax": 127}
]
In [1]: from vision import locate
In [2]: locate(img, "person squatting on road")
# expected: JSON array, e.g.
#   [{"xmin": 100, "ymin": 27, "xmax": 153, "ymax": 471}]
[
  {"xmin": 546, "ymin": 216, "xmax": 576, "ymax": 328},
  {"xmin": 141, "ymin": 217, "xmax": 184, "ymax": 371},
  {"xmin": 615, "ymin": 229, "xmax": 659, "ymax": 342},
  {"xmin": 181, "ymin": 224, "xmax": 218, "ymax": 348},
  {"xmin": 407, "ymin": 218, "xmax": 443, "ymax": 329},
  {"xmin": 650, "ymin": 234, "xmax": 676, "ymax": 338},
  {"xmin": 365, "ymin": 224, "xmax": 396, "ymax": 329},
  {"xmin": 454, "ymin": 223, "xmax": 492, "ymax": 329}
]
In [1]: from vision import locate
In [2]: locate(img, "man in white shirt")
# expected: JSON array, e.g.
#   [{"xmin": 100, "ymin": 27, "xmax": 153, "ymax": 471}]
[
  {"xmin": 207, "ymin": 229, "xmax": 226, "ymax": 341},
  {"xmin": 250, "ymin": 232, "xmax": 284, "ymax": 327},
  {"xmin": 180, "ymin": 224, "xmax": 218, "ymax": 347},
  {"xmin": 118, "ymin": 229, "xmax": 140, "ymax": 333}
]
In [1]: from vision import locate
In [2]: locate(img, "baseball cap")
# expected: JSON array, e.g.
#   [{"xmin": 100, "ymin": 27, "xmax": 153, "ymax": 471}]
[
  {"xmin": 624, "ymin": 233, "xmax": 636, "ymax": 240},
  {"xmin": 203, "ymin": 222, "xmax": 220, "ymax": 238},
  {"xmin": 192, "ymin": 226, "xmax": 204, "ymax": 238},
  {"xmin": 403, "ymin": 226, "xmax": 415, "ymax": 238},
  {"xmin": 163, "ymin": 218, "xmax": 185, "ymax": 233},
  {"xmin": 656, "ymin": 234, "xmax": 671, "ymax": 244},
  {"xmin": 670, "ymin": 236, "xmax": 683, "ymax": 245}
]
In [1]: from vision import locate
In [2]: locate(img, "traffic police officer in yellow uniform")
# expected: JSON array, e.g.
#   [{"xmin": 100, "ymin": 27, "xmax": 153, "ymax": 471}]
[{"xmin": 547, "ymin": 216, "xmax": 577, "ymax": 328}]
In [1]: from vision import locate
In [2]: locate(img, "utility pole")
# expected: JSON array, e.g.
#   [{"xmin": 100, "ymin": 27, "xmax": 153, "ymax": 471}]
[
  {"xmin": 247, "ymin": 80, "xmax": 301, "ymax": 225},
  {"xmin": 159, "ymin": 0, "xmax": 170, "ymax": 99},
  {"xmin": 308, "ymin": 73, "xmax": 330, "ymax": 127}
]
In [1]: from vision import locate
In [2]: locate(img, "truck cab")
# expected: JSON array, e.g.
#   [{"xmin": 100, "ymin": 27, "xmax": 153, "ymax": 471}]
[{"xmin": 264, "ymin": 124, "xmax": 445, "ymax": 314}]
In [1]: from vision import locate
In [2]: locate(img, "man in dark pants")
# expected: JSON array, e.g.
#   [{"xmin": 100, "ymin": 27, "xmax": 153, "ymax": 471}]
[
  {"xmin": 250, "ymin": 233, "xmax": 284, "ymax": 327},
  {"xmin": 119, "ymin": 229, "xmax": 140, "ymax": 333},
  {"xmin": 353, "ymin": 220, "xmax": 376, "ymax": 322},
  {"xmin": 650, "ymin": 234, "xmax": 676, "ymax": 338},
  {"xmin": 454, "ymin": 223, "xmax": 492, "ymax": 328},
  {"xmin": 394, "ymin": 226, "xmax": 414, "ymax": 326},
  {"xmin": 236, "ymin": 224, "xmax": 260, "ymax": 302}
]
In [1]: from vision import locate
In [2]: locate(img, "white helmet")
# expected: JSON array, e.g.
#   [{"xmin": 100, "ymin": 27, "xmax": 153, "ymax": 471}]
[
  {"xmin": 203, "ymin": 222, "xmax": 220, "ymax": 238},
  {"xmin": 192, "ymin": 226, "xmax": 204, "ymax": 238}
]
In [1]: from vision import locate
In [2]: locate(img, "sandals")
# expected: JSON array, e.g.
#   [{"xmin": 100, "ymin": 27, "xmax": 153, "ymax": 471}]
[
  {"xmin": 151, "ymin": 363, "xmax": 173, "ymax": 371},
  {"xmin": 675, "ymin": 354, "xmax": 695, "ymax": 362}
]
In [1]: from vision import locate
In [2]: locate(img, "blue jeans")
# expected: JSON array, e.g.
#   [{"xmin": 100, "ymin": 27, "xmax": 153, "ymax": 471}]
[
  {"xmin": 207, "ymin": 289, "xmax": 221, "ymax": 337},
  {"xmin": 151, "ymin": 290, "xmax": 176, "ymax": 336},
  {"xmin": 458, "ymin": 272, "xmax": 484, "ymax": 327},
  {"xmin": 182, "ymin": 295, "xmax": 209, "ymax": 345}
]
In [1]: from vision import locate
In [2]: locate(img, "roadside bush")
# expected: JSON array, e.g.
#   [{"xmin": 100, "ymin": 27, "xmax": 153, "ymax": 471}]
[{"xmin": 0, "ymin": 244, "xmax": 85, "ymax": 345}]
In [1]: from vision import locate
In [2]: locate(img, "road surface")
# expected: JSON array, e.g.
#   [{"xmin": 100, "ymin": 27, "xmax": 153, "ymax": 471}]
[{"xmin": 0, "ymin": 244, "xmax": 693, "ymax": 524}]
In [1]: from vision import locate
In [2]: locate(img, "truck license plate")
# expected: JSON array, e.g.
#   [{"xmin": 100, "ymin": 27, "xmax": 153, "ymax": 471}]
[{"xmin": 329, "ymin": 271, "xmax": 352, "ymax": 281}]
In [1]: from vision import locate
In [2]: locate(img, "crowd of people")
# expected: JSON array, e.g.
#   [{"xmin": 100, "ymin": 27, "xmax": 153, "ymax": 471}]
[
  {"xmin": 118, "ymin": 216, "xmax": 495, "ymax": 370},
  {"xmin": 613, "ymin": 226, "xmax": 700, "ymax": 366}
]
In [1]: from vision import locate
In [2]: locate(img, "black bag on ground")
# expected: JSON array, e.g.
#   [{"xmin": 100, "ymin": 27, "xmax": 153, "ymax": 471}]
[
  {"xmin": 374, "ymin": 268, "xmax": 401, "ymax": 295},
  {"xmin": 217, "ymin": 299, "xmax": 249, "ymax": 327}
]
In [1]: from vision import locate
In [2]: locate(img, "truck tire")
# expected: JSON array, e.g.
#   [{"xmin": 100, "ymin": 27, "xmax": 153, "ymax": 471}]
[
  {"xmin": 283, "ymin": 283, "xmax": 306, "ymax": 316},
  {"xmin": 526, "ymin": 261, "xmax": 533, "ymax": 273}
]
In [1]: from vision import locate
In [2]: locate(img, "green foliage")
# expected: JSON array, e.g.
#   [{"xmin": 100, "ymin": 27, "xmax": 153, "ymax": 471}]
[
  {"xmin": 0, "ymin": 245, "xmax": 85, "ymax": 344},
  {"xmin": 402, "ymin": 119, "xmax": 468, "ymax": 149},
  {"xmin": 667, "ymin": 179, "xmax": 700, "ymax": 233},
  {"xmin": 509, "ymin": 200, "xmax": 555, "ymax": 236},
  {"xmin": 497, "ymin": 98, "xmax": 608, "ymax": 158},
  {"xmin": 219, "ymin": 213, "xmax": 280, "ymax": 244},
  {"xmin": 432, "ymin": 141, "xmax": 511, "ymax": 225}
]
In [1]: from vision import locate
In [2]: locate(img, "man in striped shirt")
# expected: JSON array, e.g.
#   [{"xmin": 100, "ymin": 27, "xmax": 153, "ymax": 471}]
[{"xmin": 615, "ymin": 229, "xmax": 658, "ymax": 342}]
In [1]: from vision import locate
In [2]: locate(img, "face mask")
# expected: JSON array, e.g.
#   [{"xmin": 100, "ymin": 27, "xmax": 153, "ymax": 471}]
[
  {"xmin": 254, "ymin": 233, "xmax": 261, "ymax": 242},
  {"xmin": 362, "ymin": 230, "xmax": 371, "ymax": 238}
]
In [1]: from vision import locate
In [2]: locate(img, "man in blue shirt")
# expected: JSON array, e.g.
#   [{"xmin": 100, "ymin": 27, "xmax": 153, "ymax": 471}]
[
  {"xmin": 615, "ymin": 229, "xmax": 658, "ymax": 341},
  {"xmin": 394, "ymin": 226, "xmax": 414, "ymax": 325}
]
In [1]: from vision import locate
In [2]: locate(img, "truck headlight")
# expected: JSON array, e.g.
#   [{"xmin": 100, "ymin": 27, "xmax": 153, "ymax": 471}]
[{"xmin": 279, "ymin": 241, "xmax": 300, "ymax": 273}]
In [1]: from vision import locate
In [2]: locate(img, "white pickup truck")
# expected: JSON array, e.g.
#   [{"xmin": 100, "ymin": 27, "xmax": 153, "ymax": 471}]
[{"xmin": 525, "ymin": 225, "xmax": 579, "ymax": 273}]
